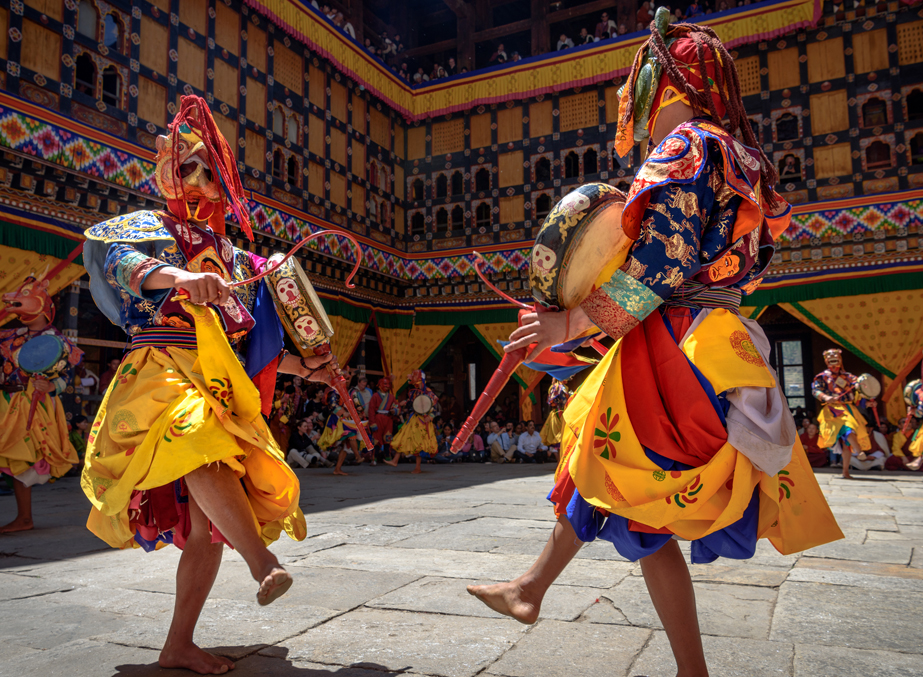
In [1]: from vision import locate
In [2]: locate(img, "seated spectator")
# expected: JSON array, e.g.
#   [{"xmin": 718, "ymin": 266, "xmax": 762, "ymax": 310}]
[
  {"xmin": 617, "ymin": 23, "xmax": 628, "ymax": 35},
  {"xmin": 413, "ymin": 71, "xmax": 423, "ymax": 84},
  {"xmin": 489, "ymin": 43, "xmax": 508, "ymax": 63},
  {"xmin": 69, "ymin": 415, "xmax": 89, "ymax": 462},
  {"xmin": 637, "ymin": 1, "xmax": 655, "ymax": 25},
  {"xmin": 381, "ymin": 31, "xmax": 394, "ymax": 57},
  {"xmin": 517, "ymin": 421, "xmax": 549, "ymax": 463},
  {"xmin": 886, "ymin": 418, "xmax": 923, "ymax": 471},
  {"xmin": 800, "ymin": 423, "xmax": 828, "ymax": 467},
  {"xmin": 446, "ymin": 57, "xmax": 457, "ymax": 75},
  {"xmin": 416, "ymin": 67, "xmax": 429, "ymax": 82},
  {"xmin": 851, "ymin": 427, "xmax": 887, "ymax": 471},
  {"xmin": 461, "ymin": 423, "xmax": 487, "ymax": 462},
  {"xmin": 672, "ymin": 7, "xmax": 684, "ymax": 22},
  {"xmin": 718, "ymin": 0, "xmax": 729, "ymax": 9},
  {"xmin": 510, "ymin": 51, "xmax": 522, "ymax": 62},
  {"xmin": 288, "ymin": 419, "xmax": 333, "ymax": 468},
  {"xmin": 686, "ymin": 1, "xmax": 704, "ymax": 18},
  {"xmin": 594, "ymin": 11, "xmax": 617, "ymax": 39},
  {"xmin": 342, "ymin": 15, "xmax": 356, "ymax": 38},
  {"xmin": 557, "ymin": 33, "xmax": 574, "ymax": 50},
  {"xmin": 578, "ymin": 27, "xmax": 594, "ymax": 45},
  {"xmin": 636, "ymin": 22, "xmax": 646, "ymax": 31},
  {"xmin": 398, "ymin": 62, "xmax": 410, "ymax": 80},
  {"xmin": 487, "ymin": 420, "xmax": 517, "ymax": 463}
]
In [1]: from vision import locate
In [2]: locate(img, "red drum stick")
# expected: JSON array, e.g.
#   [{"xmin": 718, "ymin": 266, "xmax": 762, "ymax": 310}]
[
  {"xmin": 26, "ymin": 385, "xmax": 46, "ymax": 429},
  {"xmin": 326, "ymin": 361, "xmax": 375, "ymax": 452}
]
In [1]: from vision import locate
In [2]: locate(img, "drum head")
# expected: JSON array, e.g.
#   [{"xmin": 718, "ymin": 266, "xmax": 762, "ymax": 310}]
[
  {"xmin": 413, "ymin": 395, "xmax": 433, "ymax": 415},
  {"xmin": 17, "ymin": 334, "xmax": 65, "ymax": 374},
  {"xmin": 904, "ymin": 379, "xmax": 921, "ymax": 408},
  {"xmin": 857, "ymin": 373, "xmax": 881, "ymax": 399},
  {"xmin": 530, "ymin": 183, "xmax": 628, "ymax": 309},
  {"xmin": 266, "ymin": 253, "xmax": 335, "ymax": 355}
]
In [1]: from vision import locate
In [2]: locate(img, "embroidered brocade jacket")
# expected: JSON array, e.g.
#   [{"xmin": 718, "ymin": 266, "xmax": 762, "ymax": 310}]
[{"xmin": 580, "ymin": 119, "xmax": 791, "ymax": 339}]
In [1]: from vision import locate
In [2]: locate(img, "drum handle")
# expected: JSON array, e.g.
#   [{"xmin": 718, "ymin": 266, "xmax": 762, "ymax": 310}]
[{"xmin": 232, "ymin": 230, "xmax": 363, "ymax": 289}]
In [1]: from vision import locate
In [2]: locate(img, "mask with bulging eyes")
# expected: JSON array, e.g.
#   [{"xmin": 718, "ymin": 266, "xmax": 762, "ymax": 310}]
[
  {"xmin": 274, "ymin": 277, "xmax": 301, "ymax": 307},
  {"xmin": 531, "ymin": 244, "xmax": 557, "ymax": 273}
]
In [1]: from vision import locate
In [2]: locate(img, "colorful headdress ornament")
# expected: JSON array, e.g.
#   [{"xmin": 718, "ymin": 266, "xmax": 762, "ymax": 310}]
[
  {"xmin": 614, "ymin": 8, "xmax": 778, "ymax": 205},
  {"xmin": 325, "ymin": 387, "xmax": 340, "ymax": 407},
  {"xmin": 155, "ymin": 95, "xmax": 253, "ymax": 239},
  {"xmin": 546, "ymin": 379, "xmax": 570, "ymax": 407}
]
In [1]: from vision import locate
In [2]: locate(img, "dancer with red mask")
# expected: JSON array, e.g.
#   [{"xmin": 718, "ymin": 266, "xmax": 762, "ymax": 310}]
[
  {"xmin": 81, "ymin": 95, "xmax": 337, "ymax": 674},
  {"xmin": 0, "ymin": 273, "xmax": 83, "ymax": 533},
  {"xmin": 467, "ymin": 13, "xmax": 843, "ymax": 675}
]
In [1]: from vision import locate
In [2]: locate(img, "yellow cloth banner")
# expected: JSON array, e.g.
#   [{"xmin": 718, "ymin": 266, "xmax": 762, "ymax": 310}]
[
  {"xmin": 329, "ymin": 315, "xmax": 367, "ymax": 367},
  {"xmin": 378, "ymin": 323, "xmax": 455, "ymax": 393},
  {"xmin": 0, "ymin": 245, "xmax": 85, "ymax": 327},
  {"xmin": 561, "ymin": 310, "xmax": 842, "ymax": 554},
  {"xmin": 472, "ymin": 322, "xmax": 542, "ymax": 392},
  {"xmin": 781, "ymin": 291, "xmax": 923, "ymax": 424}
]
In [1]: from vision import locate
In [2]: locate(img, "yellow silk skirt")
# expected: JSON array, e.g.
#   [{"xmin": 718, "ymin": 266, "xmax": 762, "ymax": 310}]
[
  {"xmin": 541, "ymin": 410, "xmax": 564, "ymax": 446},
  {"xmin": 558, "ymin": 309, "xmax": 842, "ymax": 556},
  {"xmin": 817, "ymin": 402, "xmax": 871, "ymax": 451},
  {"xmin": 391, "ymin": 415, "xmax": 437, "ymax": 456},
  {"xmin": 81, "ymin": 303, "xmax": 306, "ymax": 550},
  {"xmin": 0, "ymin": 387, "xmax": 78, "ymax": 481}
]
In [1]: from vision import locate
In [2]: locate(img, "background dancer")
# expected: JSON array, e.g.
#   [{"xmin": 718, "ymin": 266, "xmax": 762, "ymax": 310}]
[
  {"xmin": 0, "ymin": 273, "xmax": 83, "ymax": 533},
  {"xmin": 468, "ymin": 13, "xmax": 843, "ymax": 676},
  {"xmin": 812, "ymin": 348, "xmax": 875, "ymax": 479},
  {"xmin": 81, "ymin": 95, "xmax": 337, "ymax": 675},
  {"xmin": 385, "ymin": 370, "xmax": 437, "ymax": 473}
]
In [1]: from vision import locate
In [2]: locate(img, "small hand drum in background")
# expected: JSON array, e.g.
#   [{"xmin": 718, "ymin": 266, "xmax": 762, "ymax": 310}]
[
  {"xmin": 15, "ymin": 333, "xmax": 66, "ymax": 427},
  {"xmin": 857, "ymin": 374, "xmax": 881, "ymax": 399},
  {"xmin": 904, "ymin": 379, "xmax": 922, "ymax": 414},
  {"xmin": 264, "ymin": 253, "xmax": 334, "ymax": 355},
  {"xmin": 412, "ymin": 394, "xmax": 433, "ymax": 416}
]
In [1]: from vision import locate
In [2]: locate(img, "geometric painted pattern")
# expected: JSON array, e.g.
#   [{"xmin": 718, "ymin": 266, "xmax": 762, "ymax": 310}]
[
  {"xmin": 0, "ymin": 107, "xmax": 158, "ymax": 194},
  {"xmin": 783, "ymin": 200, "xmax": 923, "ymax": 243}
]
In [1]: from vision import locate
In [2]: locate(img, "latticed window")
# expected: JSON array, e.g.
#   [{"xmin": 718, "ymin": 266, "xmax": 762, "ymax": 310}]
[{"xmin": 558, "ymin": 91, "xmax": 597, "ymax": 132}]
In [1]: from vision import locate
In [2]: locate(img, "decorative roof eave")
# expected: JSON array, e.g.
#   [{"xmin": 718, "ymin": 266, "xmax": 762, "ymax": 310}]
[{"xmin": 248, "ymin": 0, "xmax": 822, "ymax": 122}]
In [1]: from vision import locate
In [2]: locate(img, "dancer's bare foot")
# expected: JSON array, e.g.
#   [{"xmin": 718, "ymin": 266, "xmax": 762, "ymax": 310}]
[
  {"xmin": 257, "ymin": 566, "xmax": 293, "ymax": 606},
  {"xmin": 384, "ymin": 457, "xmax": 399, "ymax": 467},
  {"xmin": 333, "ymin": 469, "xmax": 349, "ymax": 476},
  {"xmin": 159, "ymin": 641, "xmax": 235, "ymax": 674},
  {"xmin": 411, "ymin": 469, "xmax": 423, "ymax": 474},
  {"xmin": 856, "ymin": 452, "xmax": 868, "ymax": 461},
  {"xmin": 842, "ymin": 472, "xmax": 854, "ymax": 479},
  {"xmin": 467, "ymin": 581, "xmax": 540, "ymax": 624},
  {"xmin": 0, "ymin": 517, "xmax": 34, "ymax": 534}
]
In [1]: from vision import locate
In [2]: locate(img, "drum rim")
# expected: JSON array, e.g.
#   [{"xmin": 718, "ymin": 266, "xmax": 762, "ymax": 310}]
[{"xmin": 17, "ymin": 334, "xmax": 66, "ymax": 374}]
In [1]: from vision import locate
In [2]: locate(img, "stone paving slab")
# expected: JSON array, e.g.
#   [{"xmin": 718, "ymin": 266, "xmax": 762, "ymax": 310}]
[
  {"xmin": 770, "ymin": 581, "xmax": 923, "ymax": 653},
  {"xmin": 485, "ymin": 620, "xmax": 650, "ymax": 677},
  {"xmin": 631, "ymin": 632, "xmax": 794, "ymax": 677},
  {"xmin": 793, "ymin": 643, "xmax": 923, "ymax": 677},
  {"xmin": 585, "ymin": 577, "xmax": 777, "ymax": 640},
  {"xmin": 260, "ymin": 607, "xmax": 528, "ymax": 677},
  {"xmin": 0, "ymin": 638, "xmax": 164, "ymax": 677}
]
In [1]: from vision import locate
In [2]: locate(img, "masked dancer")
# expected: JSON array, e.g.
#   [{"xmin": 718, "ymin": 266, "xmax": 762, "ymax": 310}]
[
  {"xmin": 0, "ymin": 273, "xmax": 83, "ymax": 532},
  {"xmin": 385, "ymin": 370, "xmax": 437, "ymax": 473},
  {"xmin": 467, "ymin": 13, "xmax": 843, "ymax": 675},
  {"xmin": 81, "ymin": 95, "xmax": 336, "ymax": 674}
]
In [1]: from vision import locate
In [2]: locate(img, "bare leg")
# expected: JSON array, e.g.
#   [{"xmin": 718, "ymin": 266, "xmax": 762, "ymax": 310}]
[
  {"xmin": 184, "ymin": 464, "xmax": 292, "ymax": 606},
  {"xmin": 349, "ymin": 438, "xmax": 363, "ymax": 465},
  {"xmin": 841, "ymin": 434, "xmax": 855, "ymax": 479},
  {"xmin": 333, "ymin": 447, "xmax": 349, "ymax": 475},
  {"xmin": 0, "ymin": 480, "xmax": 33, "ymax": 533},
  {"xmin": 412, "ymin": 454, "xmax": 422, "ymax": 474},
  {"xmin": 468, "ymin": 515, "xmax": 583, "ymax": 624},
  {"xmin": 159, "ymin": 495, "xmax": 235, "ymax": 675},
  {"xmin": 639, "ymin": 540, "xmax": 708, "ymax": 677}
]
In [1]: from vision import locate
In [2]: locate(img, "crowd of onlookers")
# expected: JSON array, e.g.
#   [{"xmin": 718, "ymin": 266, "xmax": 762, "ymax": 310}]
[
  {"xmin": 309, "ymin": 1, "xmax": 762, "ymax": 86},
  {"xmin": 270, "ymin": 373, "xmax": 560, "ymax": 470},
  {"xmin": 796, "ymin": 408, "xmax": 923, "ymax": 473}
]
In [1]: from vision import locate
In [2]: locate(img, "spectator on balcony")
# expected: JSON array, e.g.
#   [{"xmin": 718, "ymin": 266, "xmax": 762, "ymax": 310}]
[
  {"xmin": 398, "ymin": 62, "xmax": 410, "ymax": 81},
  {"xmin": 578, "ymin": 27, "xmax": 594, "ymax": 44},
  {"xmin": 557, "ymin": 33, "xmax": 574, "ymax": 50},
  {"xmin": 617, "ymin": 23, "xmax": 629, "ymax": 35},
  {"xmin": 637, "ymin": 1, "xmax": 655, "ymax": 25},
  {"xmin": 446, "ymin": 57, "xmax": 457, "ymax": 75},
  {"xmin": 510, "ymin": 51, "xmax": 522, "ymax": 62},
  {"xmin": 489, "ymin": 43, "xmax": 508, "ymax": 63},
  {"xmin": 686, "ymin": 1, "xmax": 705, "ymax": 18},
  {"xmin": 594, "ymin": 11, "xmax": 617, "ymax": 39}
]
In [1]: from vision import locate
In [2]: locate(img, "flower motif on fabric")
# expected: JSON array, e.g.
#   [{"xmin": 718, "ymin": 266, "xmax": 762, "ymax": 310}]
[
  {"xmin": 164, "ymin": 407, "xmax": 195, "ymax": 442},
  {"xmin": 729, "ymin": 330, "xmax": 765, "ymax": 367},
  {"xmin": 666, "ymin": 474, "xmax": 704, "ymax": 508},
  {"xmin": 208, "ymin": 377, "xmax": 232, "ymax": 411},
  {"xmin": 593, "ymin": 407, "xmax": 620, "ymax": 460},
  {"xmin": 115, "ymin": 363, "xmax": 138, "ymax": 386},
  {"xmin": 112, "ymin": 409, "xmax": 141, "ymax": 437},
  {"xmin": 778, "ymin": 469, "xmax": 794, "ymax": 501},
  {"xmin": 604, "ymin": 474, "xmax": 625, "ymax": 502}
]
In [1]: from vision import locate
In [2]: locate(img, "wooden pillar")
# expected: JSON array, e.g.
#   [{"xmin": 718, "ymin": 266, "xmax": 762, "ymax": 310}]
[
  {"xmin": 475, "ymin": 0, "xmax": 492, "ymax": 32},
  {"xmin": 457, "ymin": 6, "xmax": 475, "ymax": 71},
  {"xmin": 531, "ymin": 0, "xmax": 549, "ymax": 57},
  {"xmin": 352, "ymin": 0, "xmax": 364, "ymax": 43}
]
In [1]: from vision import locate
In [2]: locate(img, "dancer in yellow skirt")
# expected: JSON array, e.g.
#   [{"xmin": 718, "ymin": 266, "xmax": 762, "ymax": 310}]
[
  {"xmin": 385, "ymin": 370, "xmax": 437, "ymax": 474},
  {"xmin": 540, "ymin": 380, "xmax": 570, "ymax": 463},
  {"xmin": 468, "ymin": 14, "xmax": 842, "ymax": 676},
  {"xmin": 82, "ymin": 95, "xmax": 336, "ymax": 675},
  {"xmin": 0, "ymin": 272, "xmax": 82, "ymax": 532},
  {"xmin": 812, "ymin": 348, "xmax": 874, "ymax": 479}
]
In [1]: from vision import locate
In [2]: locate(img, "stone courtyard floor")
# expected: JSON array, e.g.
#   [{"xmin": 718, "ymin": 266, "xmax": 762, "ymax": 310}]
[{"xmin": 1, "ymin": 464, "xmax": 922, "ymax": 676}]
